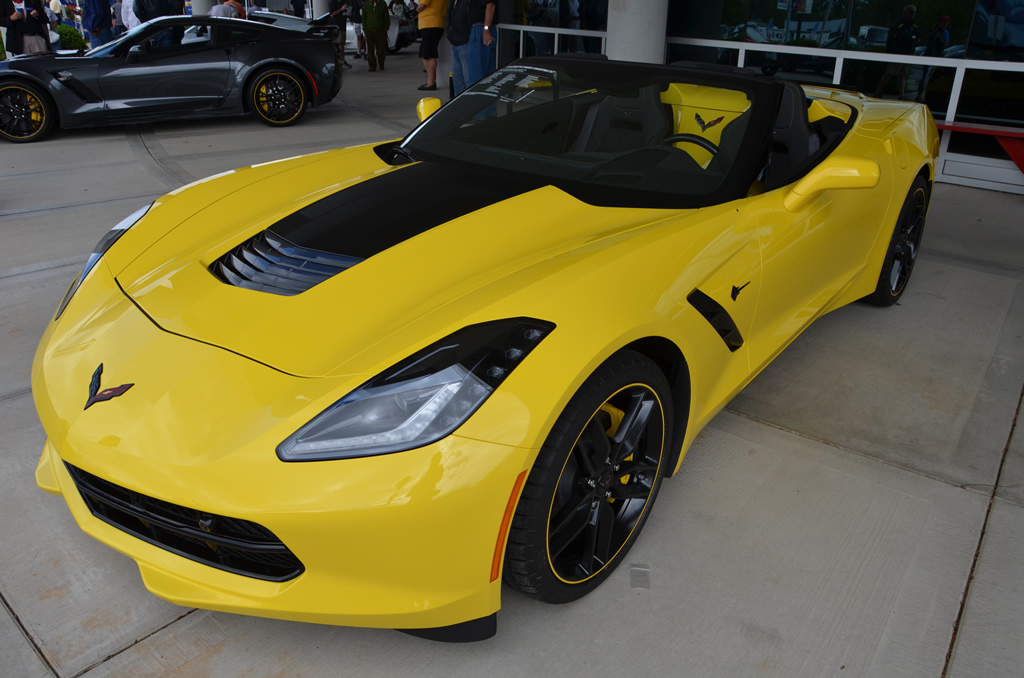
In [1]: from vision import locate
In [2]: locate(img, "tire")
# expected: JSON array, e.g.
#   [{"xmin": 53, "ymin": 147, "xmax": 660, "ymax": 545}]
[
  {"xmin": 0, "ymin": 80, "xmax": 55, "ymax": 143},
  {"xmin": 248, "ymin": 68, "xmax": 308, "ymax": 127},
  {"xmin": 865, "ymin": 175, "xmax": 929, "ymax": 306},
  {"xmin": 504, "ymin": 350, "xmax": 672, "ymax": 603}
]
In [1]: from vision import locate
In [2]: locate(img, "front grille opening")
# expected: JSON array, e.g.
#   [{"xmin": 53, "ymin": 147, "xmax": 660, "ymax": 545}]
[
  {"xmin": 210, "ymin": 230, "xmax": 362, "ymax": 296},
  {"xmin": 65, "ymin": 463, "xmax": 304, "ymax": 582}
]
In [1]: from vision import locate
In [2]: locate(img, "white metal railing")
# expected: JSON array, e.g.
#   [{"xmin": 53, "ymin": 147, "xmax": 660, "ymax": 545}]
[
  {"xmin": 495, "ymin": 25, "xmax": 1024, "ymax": 192},
  {"xmin": 665, "ymin": 36, "xmax": 1024, "ymax": 127},
  {"xmin": 497, "ymin": 24, "xmax": 607, "ymax": 61}
]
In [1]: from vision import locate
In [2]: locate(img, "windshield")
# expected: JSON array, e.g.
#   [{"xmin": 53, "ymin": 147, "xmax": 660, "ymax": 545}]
[
  {"xmin": 84, "ymin": 21, "xmax": 151, "ymax": 57},
  {"xmin": 401, "ymin": 60, "xmax": 769, "ymax": 208}
]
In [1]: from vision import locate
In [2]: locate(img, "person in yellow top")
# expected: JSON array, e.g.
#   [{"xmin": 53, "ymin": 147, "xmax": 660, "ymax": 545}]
[{"xmin": 415, "ymin": 0, "xmax": 446, "ymax": 90}]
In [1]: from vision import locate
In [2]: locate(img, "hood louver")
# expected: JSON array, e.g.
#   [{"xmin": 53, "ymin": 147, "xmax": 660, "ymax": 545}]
[{"xmin": 210, "ymin": 231, "xmax": 363, "ymax": 296}]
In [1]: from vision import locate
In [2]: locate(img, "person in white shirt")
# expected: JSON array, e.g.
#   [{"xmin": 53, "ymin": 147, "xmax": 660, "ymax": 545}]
[
  {"xmin": 208, "ymin": 0, "xmax": 237, "ymax": 16},
  {"xmin": 121, "ymin": 0, "xmax": 140, "ymax": 29}
]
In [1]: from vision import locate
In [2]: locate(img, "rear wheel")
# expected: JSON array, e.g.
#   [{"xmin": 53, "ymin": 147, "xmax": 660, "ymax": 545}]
[
  {"xmin": 504, "ymin": 350, "xmax": 671, "ymax": 603},
  {"xmin": 865, "ymin": 176, "xmax": 929, "ymax": 306},
  {"xmin": 0, "ymin": 81, "xmax": 54, "ymax": 143},
  {"xmin": 248, "ymin": 68, "xmax": 308, "ymax": 127}
]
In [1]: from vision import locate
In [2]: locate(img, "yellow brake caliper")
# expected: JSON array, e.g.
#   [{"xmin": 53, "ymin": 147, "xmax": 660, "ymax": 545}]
[{"xmin": 599, "ymin": 402, "xmax": 631, "ymax": 502}]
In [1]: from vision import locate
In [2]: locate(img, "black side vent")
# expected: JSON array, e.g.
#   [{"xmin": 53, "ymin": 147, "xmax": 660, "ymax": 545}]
[
  {"xmin": 65, "ymin": 463, "xmax": 304, "ymax": 582},
  {"xmin": 687, "ymin": 289, "xmax": 744, "ymax": 352},
  {"xmin": 210, "ymin": 231, "xmax": 362, "ymax": 296}
]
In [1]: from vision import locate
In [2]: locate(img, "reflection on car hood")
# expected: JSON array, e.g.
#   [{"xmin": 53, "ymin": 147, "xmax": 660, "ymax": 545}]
[{"xmin": 115, "ymin": 146, "xmax": 679, "ymax": 377}]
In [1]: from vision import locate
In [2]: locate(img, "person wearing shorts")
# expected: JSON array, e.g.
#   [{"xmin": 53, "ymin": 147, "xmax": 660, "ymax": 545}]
[
  {"xmin": 328, "ymin": 0, "xmax": 352, "ymax": 68},
  {"xmin": 416, "ymin": 0, "xmax": 446, "ymax": 90},
  {"xmin": 350, "ymin": 0, "xmax": 365, "ymax": 58}
]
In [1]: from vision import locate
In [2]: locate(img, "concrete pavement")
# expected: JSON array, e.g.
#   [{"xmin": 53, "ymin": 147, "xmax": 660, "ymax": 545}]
[{"xmin": 2, "ymin": 50, "xmax": 1023, "ymax": 677}]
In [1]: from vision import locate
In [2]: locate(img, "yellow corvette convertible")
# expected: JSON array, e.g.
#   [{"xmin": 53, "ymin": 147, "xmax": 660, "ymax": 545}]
[{"xmin": 32, "ymin": 57, "xmax": 937, "ymax": 641}]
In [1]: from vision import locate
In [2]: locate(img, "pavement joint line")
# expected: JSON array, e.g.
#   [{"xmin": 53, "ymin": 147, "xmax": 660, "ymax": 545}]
[
  {"xmin": 0, "ymin": 589, "xmax": 59, "ymax": 677},
  {"xmin": 0, "ymin": 193, "xmax": 163, "ymax": 220},
  {"xmin": 126, "ymin": 124, "xmax": 196, "ymax": 190},
  {"xmin": 921, "ymin": 250, "xmax": 1024, "ymax": 280},
  {"xmin": 940, "ymin": 380, "xmax": 1024, "ymax": 677},
  {"xmin": 722, "ymin": 406, "xmax": 985, "ymax": 492},
  {"xmin": 68, "ymin": 608, "xmax": 197, "ymax": 678},
  {"xmin": 0, "ymin": 257, "xmax": 85, "ymax": 281},
  {"xmin": 0, "ymin": 388, "xmax": 32, "ymax": 403},
  {"xmin": 0, "ymin": 158, "xmax": 137, "ymax": 181}
]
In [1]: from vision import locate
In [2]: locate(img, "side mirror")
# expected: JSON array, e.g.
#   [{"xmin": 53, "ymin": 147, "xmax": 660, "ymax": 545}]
[
  {"xmin": 416, "ymin": 97, "xmax": 441, "ymax": 122},
  {"xmin": 783, "ymin": 156, "xmax": 880, "ymax": 212},
  {"xmin": 127, "ymin": 45, "xmax": 143, "ymax": 64}
]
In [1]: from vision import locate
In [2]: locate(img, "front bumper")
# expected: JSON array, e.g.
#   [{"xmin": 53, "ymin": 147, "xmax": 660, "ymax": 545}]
[{"xmin": 36, "ymin": 432, "xmax": 530, "ymax": 631}]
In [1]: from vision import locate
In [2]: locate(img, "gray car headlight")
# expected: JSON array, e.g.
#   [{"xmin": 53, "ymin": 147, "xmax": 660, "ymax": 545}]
[
  {"xmin": 277, "ymin": 318, "xmax": 556, "ymax": 461},
  {"xmin": 55, "ymin": 203, "xmax": 152, "ymax": 320}
]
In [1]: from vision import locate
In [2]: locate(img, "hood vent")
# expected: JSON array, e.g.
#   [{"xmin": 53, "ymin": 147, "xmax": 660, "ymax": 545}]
[{"xmin": 210, "ymin": 230, "xmax": 362, "ymax": 296}]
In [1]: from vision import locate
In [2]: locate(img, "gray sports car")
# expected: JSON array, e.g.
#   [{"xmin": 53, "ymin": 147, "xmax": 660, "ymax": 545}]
[{"xmin": 0, "ymin": 15, "xmax": 342, "ymax": 143}]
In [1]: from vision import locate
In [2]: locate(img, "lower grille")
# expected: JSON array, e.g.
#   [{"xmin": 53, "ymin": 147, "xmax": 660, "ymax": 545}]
[{"xmin": 65, "ymin": 463, "xmax": 304, "ymax": 582}]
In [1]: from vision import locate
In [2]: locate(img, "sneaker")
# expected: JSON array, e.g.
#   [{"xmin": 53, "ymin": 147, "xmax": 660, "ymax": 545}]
[
  {"xmin": 342, "ymin": 62, "xmax": 353, "ymax": 70},
  {"xmin": 417, "ymin": 83, "xmax": 437, "ymax": 90},
  {"xmin": 353, "ymin": 53, "xmax": 361, "ymax": 59},
  {"xmin": 368, "ymin": 67, "xmax": 376, "ymax": 72}
]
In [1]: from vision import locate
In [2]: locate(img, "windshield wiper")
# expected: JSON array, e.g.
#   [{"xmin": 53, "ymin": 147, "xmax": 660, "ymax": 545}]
[{"xmin": 390, "ymin": 144, "xmax": 421, "ymax": 165}]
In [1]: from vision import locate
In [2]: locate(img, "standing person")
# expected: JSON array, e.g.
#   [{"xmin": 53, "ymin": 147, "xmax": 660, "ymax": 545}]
[
  {"xmin": 121, "ymin": 0, "xmax": 140, "ymax": 29},
  {"xmin": 415, "ymin": 0, "xmax": 445, "ymax": 90},
  {"xmin": 328, "ymin": 0, "xmax": 352, "ymax": 68},
  {"xmin": 448, "ymin": 0, "xmax": 495, "ymax": 95},
  {"xmin": 208, "ymin": 0, "xmax": 238, "ymax": 17},
  {"xmin": 134, "ymin": 0, "xmax": 183, "ymax": 44},
  {"xmin": 350, "ymin": 0, "xmax": 365, "ymax": 58},
  {"xmin": 290, "ymin": 0, "xmax": 305, "ymax": 18},
  {"xmin": 80, "ymin": 0, "xmax": 114, "ymax": 47},
  {"xmin": 112, "ymin": 0, "xmax": 126, "ymax": 34},
  {"xmin": 361, "ymin": 0, "xmax": 387, "ymax": 71},
  {"xmin": 468, "ymin": 0, "xmax": 496, "ymax": 83},
  {"xmin": 874, "ymin": 4, "xmax": 919, "ymax": 99},
  {"xmin": 1, "ymin": 0, "xmax": 51, "ymax": 54},
  {"xmin": 917, "ymin": 14, "xmax": 950, "ymax": 102}
]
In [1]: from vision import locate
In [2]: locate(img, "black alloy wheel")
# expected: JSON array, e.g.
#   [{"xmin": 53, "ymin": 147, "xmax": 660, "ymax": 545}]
[
  {"xmin": 249, "ymin": 69, "xmax": 307, "ymax": 127},
  {"xmin": 504, "ymin": 350, "xmax": 671, "ymax": 603},
  {"xmin": 866, "ymin": 175, "xmax": 929, "ymax": 306},
  {"xmin": 0, "ymin": 81, "xmax": 54, "ymax": 143}
]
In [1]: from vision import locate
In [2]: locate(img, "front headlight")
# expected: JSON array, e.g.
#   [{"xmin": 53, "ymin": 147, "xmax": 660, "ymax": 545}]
[
  {"xmin": 277, "ymin": 318, "xmax": 556, "ymax": 461},
  {"xmin": 55, "ymin": 203, "xmax": 152, "ymax": 320}
]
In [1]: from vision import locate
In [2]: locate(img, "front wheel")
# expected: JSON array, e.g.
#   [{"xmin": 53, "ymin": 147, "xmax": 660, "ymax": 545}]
[
  {"xmin": 504, "ymin": 350, "xmax": 672, "ymax": 603},
  {"xmin": 865, "ymin": 176, "xmax": 929, "ymax": 306},
  {"xmin": 0, "ymin": 81, "xmax": 55, "ymax": 143},
  {"xmin": 248, "ymin": 68, "xmax": 308, "ymax": 127}
]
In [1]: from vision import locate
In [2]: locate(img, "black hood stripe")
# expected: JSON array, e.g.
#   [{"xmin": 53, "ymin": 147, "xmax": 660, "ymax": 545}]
[{"xmin": 268, "ymin": 161, "xmax": 547, "ymax": 259}]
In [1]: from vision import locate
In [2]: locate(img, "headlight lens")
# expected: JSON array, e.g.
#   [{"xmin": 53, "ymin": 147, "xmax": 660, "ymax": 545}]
[
  {"xmin": 55, "ymin": 203, "xmax": 152, "ymax": 320},
  {"xmin": 277, "ymin": 318, "xmax": 555, "ymax": 461}
]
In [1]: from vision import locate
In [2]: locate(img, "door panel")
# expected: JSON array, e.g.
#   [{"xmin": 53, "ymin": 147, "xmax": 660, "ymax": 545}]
[
  {"xmin": 98, "ymin": 24, "xmax": 232, "ymax": 120},
  {"xmin": 747, "ymin": 176, "xmax": 893, "ymax": 371}
]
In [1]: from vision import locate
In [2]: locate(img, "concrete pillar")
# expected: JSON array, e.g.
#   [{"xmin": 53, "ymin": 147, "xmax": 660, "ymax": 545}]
[
  {"xmin": 190, "ymin": 0, "xmax": 215, "ymax": 14},
  {"xmin": 311, "ymin": 0, "xmax": 329, "ymax": 19},
  {"xmin": 605, "ymin": 0, "xmax": 670, "ymax": 64}
]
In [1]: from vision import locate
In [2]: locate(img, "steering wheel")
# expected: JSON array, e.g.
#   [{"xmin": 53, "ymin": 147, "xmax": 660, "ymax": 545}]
[{"xmin": 662, "ymin": 133, "xmax": 718, "ymax": 155}]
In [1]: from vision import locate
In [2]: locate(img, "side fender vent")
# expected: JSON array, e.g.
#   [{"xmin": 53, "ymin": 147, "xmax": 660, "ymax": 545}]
[
  {"xmin": 687, "ymin": 289, "xmax": 744, "ymax": 352},
  {"xmin": 210, "ymin": 230, "xmax": 362, "ymax": 296}
]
